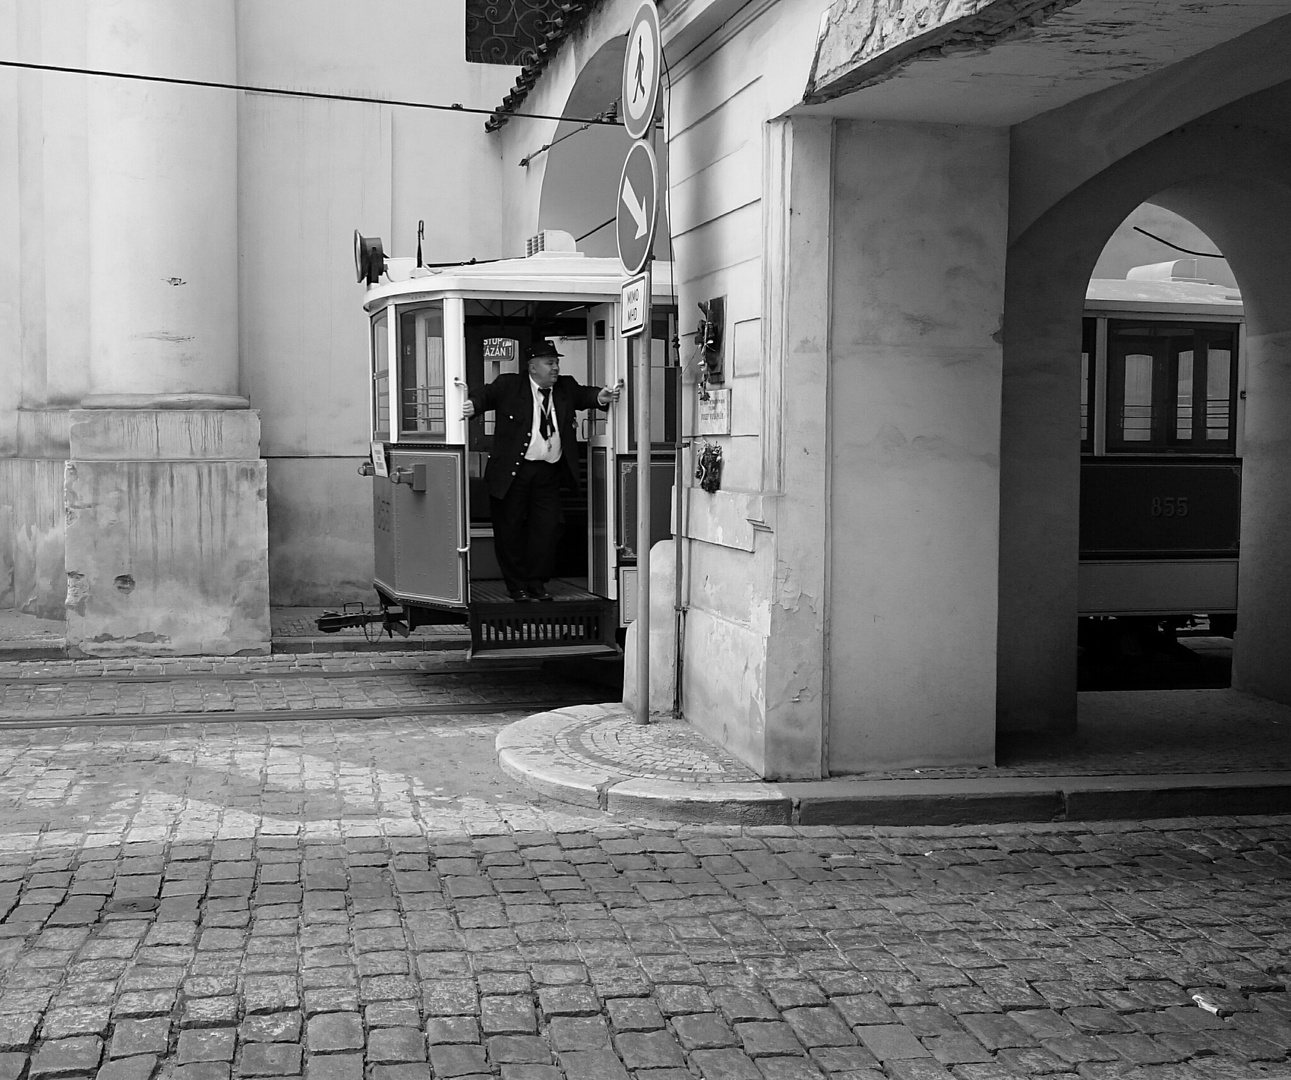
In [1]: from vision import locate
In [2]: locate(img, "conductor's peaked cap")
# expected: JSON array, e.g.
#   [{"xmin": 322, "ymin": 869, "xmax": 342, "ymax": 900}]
[{"xmin": 526, "ymin": 339, "xmax": 563, "ymax": 361}]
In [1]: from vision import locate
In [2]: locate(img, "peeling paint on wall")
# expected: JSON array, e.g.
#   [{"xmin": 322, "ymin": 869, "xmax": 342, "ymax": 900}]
[
  {"xmin": 805, "ymin": 0, "xmax": 1082, "ymax": 103},
  {"xmin": 66, "ymin": 571, "xmax": 90, "ymax": 617}
]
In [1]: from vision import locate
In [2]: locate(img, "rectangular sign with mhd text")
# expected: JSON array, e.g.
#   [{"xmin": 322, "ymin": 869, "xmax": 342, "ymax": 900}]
[{"xmin": 620, "ymin": 274, "xmax": 647, "ymax": 337}]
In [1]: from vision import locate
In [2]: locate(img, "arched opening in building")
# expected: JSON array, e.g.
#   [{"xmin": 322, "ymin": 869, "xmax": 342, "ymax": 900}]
[
  {"xmin": 537, "ymin": 36, "xmax": 669, "ymax": 260},
  {"xmin": 998, "ymin": 79, "xmax": 1291, "ymax": 761},
  {"xmin": 1077, "ymin": 205, "xmax": 1242, "ymax": 691}
]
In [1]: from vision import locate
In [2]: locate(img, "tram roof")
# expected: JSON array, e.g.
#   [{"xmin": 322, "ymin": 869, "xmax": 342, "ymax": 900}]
[
  {"xmin": 363, "ymin": 254, "xmax": 678, "ymax": 310},
  {"xmin": 1086, "ymin": 278, "xmax": 1243, "ymax": 317}
]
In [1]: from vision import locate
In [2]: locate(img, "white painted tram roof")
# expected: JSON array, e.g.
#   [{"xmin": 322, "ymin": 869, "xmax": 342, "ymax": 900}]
[
  {"xmin": 1086, "ymin": 278, "xmax": 1243, "ymax": 317},
  {"xmin": 363, "ymin": 254, "xmax": 678, "ymax": 311}
]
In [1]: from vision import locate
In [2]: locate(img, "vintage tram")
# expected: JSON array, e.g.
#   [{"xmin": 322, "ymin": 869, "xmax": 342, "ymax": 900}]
[
  {"xmin": 1079, "ymin": 265, "xmax": 1244, "ymax": 644},
  {"xmin": 322, "ymin": 232, "xmax": 678, "ymax": 657}
]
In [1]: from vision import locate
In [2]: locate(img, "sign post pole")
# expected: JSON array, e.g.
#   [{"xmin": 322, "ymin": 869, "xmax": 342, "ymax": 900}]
[
  {"xmin": 619, "ymin": 0, "xmax": 661, "ymax": 726},
  {"xmin": 635, "ymin": 265, "xmax": 652, "ymax": 726}
]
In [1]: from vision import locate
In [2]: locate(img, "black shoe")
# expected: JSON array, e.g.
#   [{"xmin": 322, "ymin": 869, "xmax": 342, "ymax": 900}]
[
  {"xmin": 530, "ymin": 585, "xmax": 554, "ymax": 602},
  {"xmin": 509, "ymin": 589, "xmax": 534, "ymax": 602}
]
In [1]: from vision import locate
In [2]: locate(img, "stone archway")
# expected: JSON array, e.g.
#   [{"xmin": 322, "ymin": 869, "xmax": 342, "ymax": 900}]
[
  {"xmin": 998, "ymin": 104, "xmax": 1291, "ymax": 733},
  {"xmin": 537, "ymin": 35, "xmax": 668, "ymax": 259}
]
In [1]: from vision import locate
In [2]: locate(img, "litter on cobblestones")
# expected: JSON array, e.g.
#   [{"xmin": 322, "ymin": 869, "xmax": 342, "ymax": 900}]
[
  {"xmin": 1193, "ymin": 992, "xmax": 1232, "ymax": 1017},
  {"xmin": 103, "ymin": 897, "xmax": 159, "ymax": 913}
]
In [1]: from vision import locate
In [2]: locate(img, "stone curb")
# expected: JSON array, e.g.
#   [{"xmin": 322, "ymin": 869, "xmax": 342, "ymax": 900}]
[
  {"xmin": 497, "ymin": 710, "xmax": 1291, "ymax": 825},
  {"xmin": 496, "ymin": 704, "xmax": 627, "ymax": 808},
  {"xmin": 0, "ymin": 643, "xmax": 68, "ymax": 661},
  {"xmin": 607, "ymin": 778, "xmax": 794, "ymax": 824}
]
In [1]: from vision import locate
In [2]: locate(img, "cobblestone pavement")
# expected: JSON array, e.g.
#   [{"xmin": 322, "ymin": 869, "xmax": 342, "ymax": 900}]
[{"xmin": 0, "ymin": 656, "xmax": 1289, "ymax": 1080}]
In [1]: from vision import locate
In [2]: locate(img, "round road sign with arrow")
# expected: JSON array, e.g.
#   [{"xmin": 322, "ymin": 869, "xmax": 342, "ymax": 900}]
[
  {"xmin": 621, "ymin": 0, "xmax": 661, "ymax": 140},
  {"xmin": 616, "ymin": 140, "xmax": 659, "ymax": 277}
]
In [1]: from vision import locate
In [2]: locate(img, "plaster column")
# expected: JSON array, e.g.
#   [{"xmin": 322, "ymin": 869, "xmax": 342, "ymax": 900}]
[
  {"xmin": 995, "ymin": 237, "xmax": 1084, "ymax": 734},
  {"xmin": 760, "ymin": 117, "xmax": 832, "ymax": 779},
  {"xmin": 86, "ymin": 0, "xmax": 238, "ymax": 397},
  {"xmin": 63, "ymin": 0, "xmax": 269, "ymax": 656},
  {"xmin": 1233, "ymin": 327, "xmax": 1291, "ymax": 702},
  {"xmin": 826, "ymin": 120, "xmax": 1008, "ymax": 771}
]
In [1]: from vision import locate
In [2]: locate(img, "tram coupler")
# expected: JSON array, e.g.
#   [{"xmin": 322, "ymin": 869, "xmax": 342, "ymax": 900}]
[{"xmin": 315, "ymin": 602, "xmax": 409, "ymax": 638}]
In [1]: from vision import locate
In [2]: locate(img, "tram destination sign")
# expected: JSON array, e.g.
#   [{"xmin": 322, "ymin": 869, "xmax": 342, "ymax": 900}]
[
  {"xmin": 616, "ymin": 140, "xmax": 659, "ymax": 277},
  {"xmin": 621, "ymin": 0, "xmax": 661, "ymax": 140}
]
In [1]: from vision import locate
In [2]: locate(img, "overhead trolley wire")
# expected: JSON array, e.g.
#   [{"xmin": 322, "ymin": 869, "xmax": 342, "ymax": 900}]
[
  {"xmin": 1133, "ymin": 226, "xmax": 1223, "ymax": 260},
  {"xmin": 0, "ymin": 58, "xmax": 621, "ymax": 128}
]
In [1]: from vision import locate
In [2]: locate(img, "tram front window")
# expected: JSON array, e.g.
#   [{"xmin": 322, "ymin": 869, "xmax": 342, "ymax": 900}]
[
  {"xmin": 398, "ymin": 302, "xmax": 446, "ymax": 438},
  {"xmin": 1206, "ymin": 348, "xmax": 1232, "ymax": 441},
  {"xmin": 1105, "ymin": 322, "xmax": 1238, "ymax": 453},
  {"xmin": 371, "ymin": 309, "xmax": 389, "ymax": 440}
]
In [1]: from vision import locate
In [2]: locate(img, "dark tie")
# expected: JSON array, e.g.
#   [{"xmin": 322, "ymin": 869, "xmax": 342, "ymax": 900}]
[{"xmin": 539, "ymin": 388, "xmax": 553, "ymax": 440}]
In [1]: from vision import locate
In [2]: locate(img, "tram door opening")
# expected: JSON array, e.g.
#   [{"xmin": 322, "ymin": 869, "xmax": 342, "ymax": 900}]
[{"xmin": 462, "ymin": 298, "xmax": 606, "ymax": 602}]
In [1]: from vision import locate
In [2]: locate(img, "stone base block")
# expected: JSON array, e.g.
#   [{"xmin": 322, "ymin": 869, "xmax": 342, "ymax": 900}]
[
  {"xmin": 0, "ymin": 456, "xmax": 69, "ymax": 620},
  {"xmin": 622, "ymin": 541, "xmax": 678, "ymax": 716},
  {"xmin": 64, "ymin": 458, "xmax": 270, "ymax": 656}
]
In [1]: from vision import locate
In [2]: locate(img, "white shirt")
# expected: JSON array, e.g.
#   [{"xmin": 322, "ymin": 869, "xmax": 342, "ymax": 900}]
[{"xmin": 524, "ymin": 377, "xmax": 562, "ymax": 463}]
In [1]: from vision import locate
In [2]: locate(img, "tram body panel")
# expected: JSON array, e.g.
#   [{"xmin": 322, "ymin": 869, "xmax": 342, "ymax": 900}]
[
  {"xmin": 386, "ymin": 448, "xmax": 468, "ymax": 608},
  {"xmin": 1078, "ymin": 277, "xmax": 1245, "ymax": 624}
]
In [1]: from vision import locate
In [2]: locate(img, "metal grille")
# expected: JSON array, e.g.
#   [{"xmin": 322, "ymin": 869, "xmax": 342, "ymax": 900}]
[
  {"xmin": 470, "ymin": 599, "xmax": 617, "ymax": 655},
  {"xmin": 465, "ymin": 0, "xmax": 563, "ymax": 66},
  {"xmin": 401, "ymin": 386, "xmax": 446, "ymax": 435}
]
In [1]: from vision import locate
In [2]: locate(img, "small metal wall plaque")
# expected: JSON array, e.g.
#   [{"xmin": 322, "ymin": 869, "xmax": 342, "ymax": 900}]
[{"xmin": 696, "ymin": 388, "xmax": 731, "ymax": 436}]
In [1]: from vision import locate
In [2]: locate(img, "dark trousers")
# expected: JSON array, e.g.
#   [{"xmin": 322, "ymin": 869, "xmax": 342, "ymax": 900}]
[{"xmin": 490, "ymin": 459, "xmax": 565, "ymax": 593}]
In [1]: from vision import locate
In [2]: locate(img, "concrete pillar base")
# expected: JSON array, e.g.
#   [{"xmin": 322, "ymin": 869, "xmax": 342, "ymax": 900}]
[
  {"xmin": 0, "ymin": 411, "xmax": 73, "ymax": 620},
  {"xmin": 622, "ymin": 541, "xmax": 679, "ymax": 719},
  {"xmin": 64, "ymin": 408, "xmax": 270, "ymax": 657}
]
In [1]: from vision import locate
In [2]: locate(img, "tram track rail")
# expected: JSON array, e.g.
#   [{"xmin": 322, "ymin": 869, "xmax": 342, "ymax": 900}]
[
  {"xmin": 0, "ymin": 658, "xmax": 547, "ymax": 681},
  {"xmin": 0, "ymin": 695, "xmax": 608, "ymax": 732},
  {"xmin": 0, "ymin": 660, "xmax": 553, "ymax": 686}
]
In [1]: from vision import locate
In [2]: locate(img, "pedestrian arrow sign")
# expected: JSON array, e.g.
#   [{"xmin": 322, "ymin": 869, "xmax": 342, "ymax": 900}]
[
  {"xmin": 616, "ymin": 140, "xmax": 658, "ymax": 277},
  {"xmin": 621, "ymin": 0, "xmax": 661, "ymax": 140}
]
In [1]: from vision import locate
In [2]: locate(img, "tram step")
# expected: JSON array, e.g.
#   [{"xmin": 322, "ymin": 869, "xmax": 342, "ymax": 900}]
[{"xmin": 469, "ymin": 598, "xmax": 619, "ymax": 658}]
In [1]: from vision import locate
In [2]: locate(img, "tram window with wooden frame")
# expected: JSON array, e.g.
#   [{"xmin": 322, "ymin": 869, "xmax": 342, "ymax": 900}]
[
  {"xmin": 1105, "ymin": 321, "xmax": 1239, "ymax": 454},
  {"xmin": 371, "ymin": 308, "xmax": 390, "ymax": 441},
  {"xmin": 1081, "ymin": 317, "xmax": 1096, "ymax": 453},
  {"xmin": 398, "ymin": 302, "xmax": 447, "ymax": 439}
]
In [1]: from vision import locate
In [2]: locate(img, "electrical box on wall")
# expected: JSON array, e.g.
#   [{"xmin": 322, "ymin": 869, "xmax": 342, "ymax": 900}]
[{"xmin": 695, "ymin": 296, "xmax": 726, "ymax": 384}]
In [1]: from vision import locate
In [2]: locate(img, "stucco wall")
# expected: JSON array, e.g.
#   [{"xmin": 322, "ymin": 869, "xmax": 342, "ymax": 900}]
[
  {"xmin": 234, "ymin": 0, "xmax": 515, "ymax": 605},
  {"xmin": 266, "ymin": 458, "xmax": 376, "ymax": 607},
  {"xmin": 1, "ymin": 0, "xmax": 521, "ymax": 616},
  {"xmin": 827, "ymin": 119, "xmax": 1006, "ymax": 771},
  {"xmin": 664, "ymin": 3, "xmax": 805, "ymax": 774}
]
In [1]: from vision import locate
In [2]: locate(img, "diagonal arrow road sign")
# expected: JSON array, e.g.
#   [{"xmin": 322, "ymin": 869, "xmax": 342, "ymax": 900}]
[
  {"xmin": 621, "ymin": 175, "xmax": 648, "ymax": 239},
  {"xmin": 616, "ymin": 140, "xmax": 658, "ymax": 276}
]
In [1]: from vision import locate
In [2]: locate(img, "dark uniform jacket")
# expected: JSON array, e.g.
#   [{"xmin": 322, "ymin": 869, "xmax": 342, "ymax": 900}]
[{"xmin": 468, "ymin": 373, "xmax": 607, "ymax": 499}]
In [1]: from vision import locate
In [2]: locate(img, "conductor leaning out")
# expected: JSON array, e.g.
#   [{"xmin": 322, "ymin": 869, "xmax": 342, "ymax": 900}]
[{"xmin": 462, "ymin": 339, "xmax": 623, "ymax": 602}]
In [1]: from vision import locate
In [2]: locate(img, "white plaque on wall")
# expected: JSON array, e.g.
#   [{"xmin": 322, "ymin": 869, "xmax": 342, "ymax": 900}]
[{"xmin": 696, "ymin": 388, "xmax": 731, "ymax": 435}]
